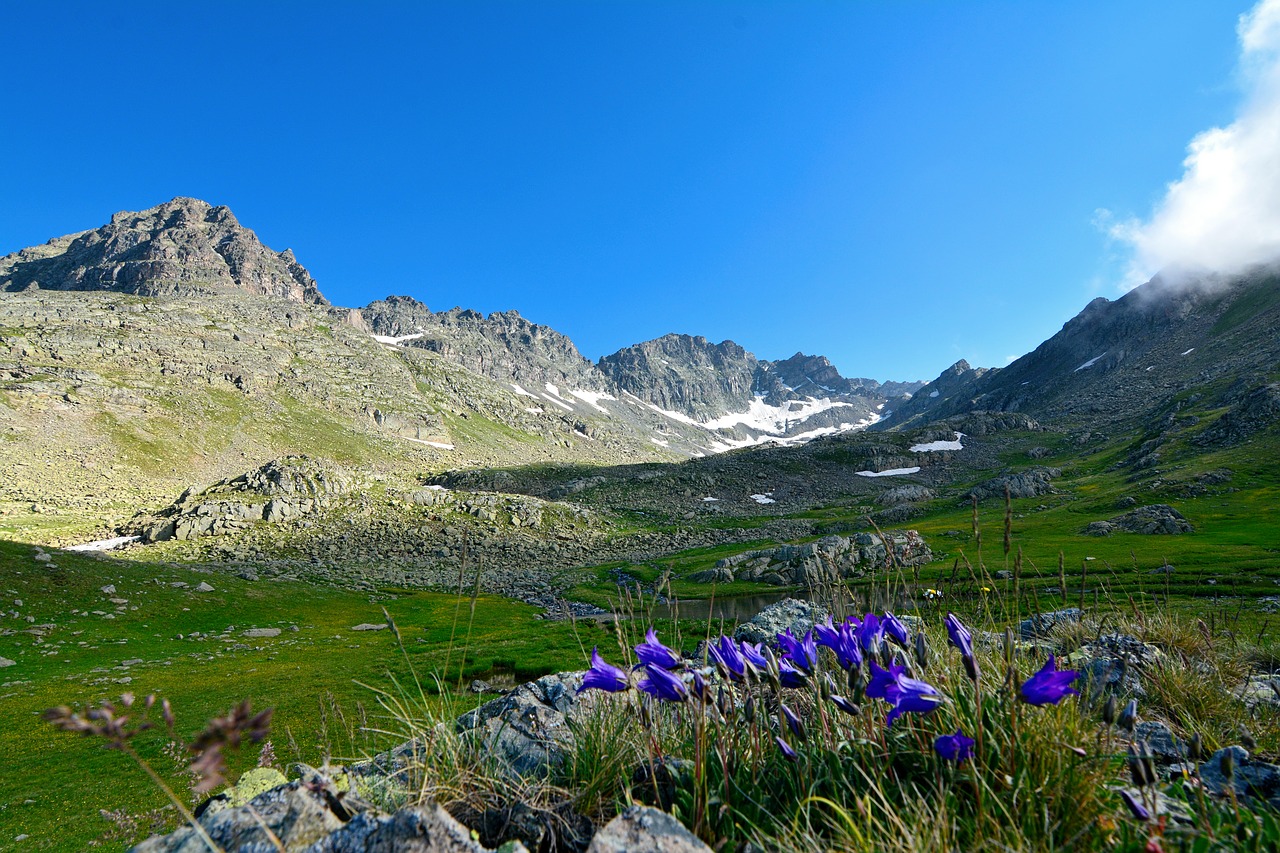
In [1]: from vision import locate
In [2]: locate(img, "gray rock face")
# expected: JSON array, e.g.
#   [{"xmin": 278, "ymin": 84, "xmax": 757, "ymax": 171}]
[
  {"xmin": 879, "ymin": 485, "xmax": 935, "ymax": 506},
  {"xmin": 1198, "ymin": 746, "xmax": 1280, "ymax": 809},
  {"xmin": 1195, "ymin": 383, "xmax": 1280, "ymax": 446},
  {"xmin": 1105, "ymin": 504, "xmax": 1194, "ymax": 535},
  {"xmin": 1, "ymin": 197, "xmax": 327, "ymax": 305},
  {"xmin": 362, "ymin": 296, "xmax": 606, "ymax": 394},
  {"xmin": 1018, "ymin": 608, "xmax": 1083, "ymax": 639},
  {"xmin": 733, "ymin": 598, "xmax": 830, "ymax": 645},
  {"xmin": 585, "ymin": 806, "xmax": 711, "ymax": 853},
  {"xmin": 1073, "ymin": 634, "xmax": 1163, "ymax": 697},
  {"xmin": 454, "ymin": 672, "xmax": 585, "ymax": 777},
  {"xmin": 968, "ymin": 467, "xmax": 1060, "ymax": 502},
  {"xmin": 135, "ymin": 456, "xmax": 355, "ymax": 543},
  {"xmin": 130, "ymin": 779, "xmax": 521, "ymax": 853},
  {"xmin": 712, "ymin": 531, "xmax": 931, "ymax": 588},
  {"xmin": 598, "ymin": 335, "xmax": 920, "ymax": 426}
]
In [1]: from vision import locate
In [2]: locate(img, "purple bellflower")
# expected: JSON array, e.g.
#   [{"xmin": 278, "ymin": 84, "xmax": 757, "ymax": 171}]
[
  {"xmin": 945, "ymin": 612, "xmax": 980, "ymax": 683},
  {"xmin": 1120, "ymin": 789, "xmax": 1151, "ymax": 822},
  {"xmin": 885, "ymin": 674, "xmax": 943, "ymax": 726},
  {"xmin": 708, "ymin": 635, "xmax": 747, "ymax": 682},
  {"xmin": 944, "ymin": 612, "xmax": 974, "ymax": 659},
  {"xmin": 865, "ymin": 661, "xmax": 906, "ymax": 701},
  {"xmin": 857, "ymin": 613, "xmax": 883, "ymax": 654},
  {"xmin": 934, "ymin": 729, "xmax": 976, "ymax": 763},
  {"xmin": 777, "ymin": 629, "xmax": 818, "ymax": 673},
  {"xmin": 739, "ymin": 641, "xmax": 768, "ymax": 672},
  {"xmin": 635, "ymin": 628, "xmax": 682, "ymax": 671},
  {"xmin": 638, "ymin": 663, "xmax": 688, "ymax": 702},
  {"xmin": 775, "ymin": 736, "xmax": 799, "ymax": 762},
  {"xmin": 578, "ymin": 647, "xmax": 630, "ymax": 694},
  {"xmin": 832, "ymin": 623, "xmax": 864, "ymax": 671},
  {"xmin": 830, "ymin": 695, "xmax": 860, "ymax": 716},
  {"xmin": 813, "ymin": 616, "xmax": 841, "ymax": 652},
  {"xmin": 1020, "ymin": 654, "xmax": 1080, "ymax": 706},
  {"xmin": 883, "ymin": 612, "xmax": 910, "ymax": 646},
  {"xmin": 781, "ymin": 704, "xmax": 807, "ymax": 742},
  {"xmin": 778, "ymin": 659, "xmax": 809, "ymax": 689}
]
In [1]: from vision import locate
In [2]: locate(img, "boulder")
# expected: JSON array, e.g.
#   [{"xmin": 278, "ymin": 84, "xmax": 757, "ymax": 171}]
[
  {"xmin": 454, "ymin": 672, "xmax": 585, "ymax": 777},
  {"xmin": 734, "ymin": 598, "xmax": 829, "ymax": 646},
  {"xmin": 1106, "ymin": 505, "xmax": 1193, "ymax": 535},
  {"xmin": 686, "ymin": 566, "xmax": 733, "ymax": 584},
  {"xmin": 1018, "ymin": 608, "xmax": 1082, "ymax": 640},
  {"xmin": 1198, "ymin": 746, "xmax": 1280, "ymax": 809},
  {"xmin": 1071, "ymin": 633, "xmax": 1162, "ymax": 697},
  {"xmin": 585, "ymin": 806, "xmax": 711, "ymax": 853},
  {"xmin": 968, "ymin": 467, "xmax": 1060, "ymax": 502}
]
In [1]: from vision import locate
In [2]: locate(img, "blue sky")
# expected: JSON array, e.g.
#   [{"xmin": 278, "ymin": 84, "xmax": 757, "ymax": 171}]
[{"xmin": 0, "ymin": 1, "xmax": 1267, "ymax": 381}]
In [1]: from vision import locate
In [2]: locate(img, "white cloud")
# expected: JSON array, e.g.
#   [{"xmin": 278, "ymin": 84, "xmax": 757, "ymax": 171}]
[{"xmin": 1107, "ymin": 0, "xmax": 1280, "ymax": 286}]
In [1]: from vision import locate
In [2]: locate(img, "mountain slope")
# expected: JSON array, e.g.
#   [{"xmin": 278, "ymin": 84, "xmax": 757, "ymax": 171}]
[{"xmin": 881, "ymin": 267, "xmax": 1280, "ymax": 434}]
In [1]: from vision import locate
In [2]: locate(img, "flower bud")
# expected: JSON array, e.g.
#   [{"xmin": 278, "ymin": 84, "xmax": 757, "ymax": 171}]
[
  {"xmin": 914, "ymin": 632, "xmax": 929, "ymax": 671},
  {"xmin": 1118, "ymin": 699, "xmax": 1138, "ymax": 734},
  {"xmin": 1101, "ymin": 695, "xmax": 1116, "ymax": 727},
  {"xmin": 1188, "ymin": 733, "xmax": 1203, "ymax": 762}
]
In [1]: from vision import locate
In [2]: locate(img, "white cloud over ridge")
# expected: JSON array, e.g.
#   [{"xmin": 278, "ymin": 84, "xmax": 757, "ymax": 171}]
[{"xmin": 1108, "ymin": 0, "xmax": 1280, "ymax": 286}]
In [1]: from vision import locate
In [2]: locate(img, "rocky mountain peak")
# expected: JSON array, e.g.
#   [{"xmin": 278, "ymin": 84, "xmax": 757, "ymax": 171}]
[{"xmin": 0, "ymin": 197, "xmax": 327, "ymax": 305}]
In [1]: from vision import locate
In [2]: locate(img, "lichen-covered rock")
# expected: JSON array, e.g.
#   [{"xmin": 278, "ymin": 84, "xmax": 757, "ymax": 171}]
[
  {"xmin": 968, "ymin": 467, "xmax": 1060, "ymax": 502},
  {"xmin": 714, "ymin": 531, "xmax": 931, "ymax": 587},
  {"xmin": 733, "ymin": 598, "xmax": 829, "ymax": 646},
  {"xmin": 1070, "ymin": 633, "xmax": 1163, "ymax": 697},
  {"xmin": 585, "ymin": 806, "xmax": 711, "ymax": 853},
  {"xmin": 1018, "ymin": 608, "xmax": 1082, "ymax": 640},
  {"xmin": 1105, "ymin": 504, "xmax": 1193, "ymax": 535},
  {"xmin": 1198, "ymin": 746, "xmax": 1280, "ymax": 809},
  {"xmin": 453, "ymin": 671, "xmax": 585, "ymax": 777}
]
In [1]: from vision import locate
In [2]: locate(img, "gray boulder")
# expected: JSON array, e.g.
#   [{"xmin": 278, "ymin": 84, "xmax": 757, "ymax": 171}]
[
  {"xmin": 454, "ymin": 672, "xmax": 585, "ymax": 777},
  {"xmin": 1106, "ymin": 505, "xmax": 1193, "ymax": 535},
  {"xmin": 1018, "ymin": 608, "xmax": 1082, "ymax": 639},
  {"xmin": 734, "ymin": 598, "xmax": 829, "ymax": 645},
  {"xmin": 1198, "ymin": 746, "xmax": 1280, "ymax": 809},
  {"xmin": 585, "ymin": 806, "xmax": 711, "ymax": 853},
  {"xmin": 968, "ymin": 467, "xmax": 1060, "ymax": 502}
]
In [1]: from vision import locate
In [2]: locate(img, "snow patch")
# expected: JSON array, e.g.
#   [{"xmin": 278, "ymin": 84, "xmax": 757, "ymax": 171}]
[
  {"xmin": 569, "ymin": 388, "xmax": 618, "ymax": 413},
  {"xmin": 511, "ymin": 384, "xmax": 538, "ymax": 398},
  {"xmin": 424, "ymin": 485, "xmax": 448, "ymax": 491},
  {"xmin": 1074, "ymin": 354, "xmax": 1105, "ymax": 372},
  {"xmin": 702, "ymin": 497, "xmax": 719, "ymax": 502},
  {"xmin": 66, "ymin": 535, "xmax": 141, "ymax": 552},
  {"xmin": 405, "ymin": 438, "xmax": 455, "ymax": 450},
  {"xmin": 750, "ymin": 493, "xmax": 777, "ymax": 505},
  {"xmin": 910, "ymin": 432, "xmax": 964, "ymax": 453},
  {"xmin": 523, "ymin": 407, "xmax": 544, "ymax": 414},
  {"xmin": 650, "ymin": 437, "xmax": 670, "ymax": 447},
  {"xmin": 1181, "ymin": 348, "xmax": 1195, "ymax": 356},
  {"xmin": 855, "ymin": 467, "xmax": 921, "ymax": 478},
  {"xmin": 372, "ymin": 332, "xmax": 425, "ymax": 345},
  {"xmin": 929, "ymin": 390, "xmax": 940, "ymax": 398}
]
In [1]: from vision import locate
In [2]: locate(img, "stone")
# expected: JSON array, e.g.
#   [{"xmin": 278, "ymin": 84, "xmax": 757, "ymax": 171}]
[
  {"xmin": 242, "ymin": 628, "xmax": 282, "ymax": 638},
  {"xmin": 101, "ymin": 585, "xmax": 116, "ymax": 595},
  {"xmin": 1018, "ymin": 608, "xmax": 1082, "ymax": 639},
  {"xmin": 1198, "ymin": 746, "xmax": 1280, "ymax": 808},
  {"xmin": 194, "ymin": 582, "xmax": 215, "ymax": 592},
  {"xmin": 0, "ymin": 657, "xmax": 15, "ymax": 667},
  {"xmin": 453, "ymin": 672, "xmax": 584, "ymax": 777},
  {"xmin": 585, "ymin": 806, "xmax": 711, "ymax": 853},
  {"xmin": 733, "ymin": 598, "xmax": 830, "ymax": 646},
  {"xmin": 351, "ymin": 623, "xmax": 387, "ymax": 631},
  {"xmin": 1071, "ymin": 633, "xmax": 1162, "ymax": 697},
  {"xmin": 1134, "ymin": 721, "xmax": 1186, "ymax": 762},
  {"xmin": 686, "ymin": 566, "xmax": 733, "ymax": 584},
  {"xmin": 1105, "ymin": 504, "xmax": 1193, "ymax": 535}
]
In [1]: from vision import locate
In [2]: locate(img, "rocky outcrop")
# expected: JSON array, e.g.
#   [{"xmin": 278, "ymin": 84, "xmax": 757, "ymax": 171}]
[
  {"xmin": 133, "ymin": 456, "xmax": 355, "ymax": 542},
  {"xmin": 733, "ymin": 598, "xmax": 830, "ymax": 645},
  {"xmin": 362, "ymin": 296, "xmax": 607, "ymax": 393},
  {"xmin": 967, "ymin": 467, "xmax": 1060, "ymax": 502},
  {"xmin": 598, "ymin": 334, "xmax": 762, "ymax": 420},
  {"xmin": 585, "ymin": 807, "xmax": 712, "ymax": 853},
  {"xmin": 1195, "ymin": 383, "xmax": 1280, "ymax": 446},
  {"xmin": 706, "ymin": 531, "xmax": 931, "ymax": 587},
  {"xmin": 453, "ymin": 672, "xmax": 585, "ymax": 777},
  {"xmin": 1, "ymin": 197, "xmax": 327, "ymax": 304},
  {"xmin": 1084, "ymin": 504, "xmax": 1193, "ymax": 537}
]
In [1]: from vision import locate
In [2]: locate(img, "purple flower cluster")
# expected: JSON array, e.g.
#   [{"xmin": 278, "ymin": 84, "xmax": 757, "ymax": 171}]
[{"xmin": 577, "ymin": 612, "xmax": 1080, "ymax": 770}]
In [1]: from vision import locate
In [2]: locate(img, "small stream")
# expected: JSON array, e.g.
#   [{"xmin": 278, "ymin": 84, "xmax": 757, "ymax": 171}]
[{"xmin": 596, "ymin": 585, "xmax": 929, "ymax": 624}]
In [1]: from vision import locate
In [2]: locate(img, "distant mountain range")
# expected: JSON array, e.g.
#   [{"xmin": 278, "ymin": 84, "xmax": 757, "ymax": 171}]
[{"xmin": 0, "ymin": 197, "xmax": 925, "ymax": 455}]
